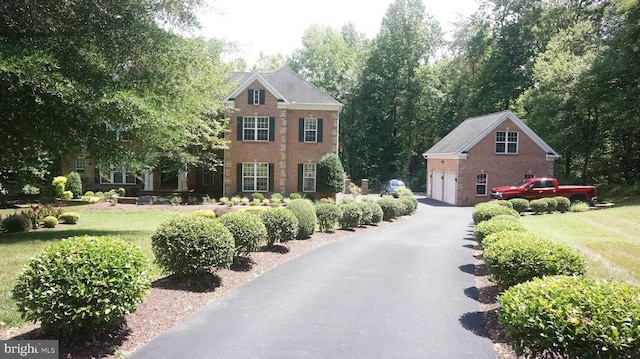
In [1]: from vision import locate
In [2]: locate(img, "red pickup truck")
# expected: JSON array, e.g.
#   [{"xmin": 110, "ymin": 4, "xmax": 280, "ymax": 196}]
[{"xmin": 490, "ymin": 177, "xmax": 597, "ymax": 204}]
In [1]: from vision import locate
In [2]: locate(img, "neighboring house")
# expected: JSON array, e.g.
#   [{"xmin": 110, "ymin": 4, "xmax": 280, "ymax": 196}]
[
  {"xmin": 422, "ymin": 110, "xmax": 560, "ymax": 206},
  {"xmin": 61, "ymin": 67, "xmax": 342, "ymax": 198}
]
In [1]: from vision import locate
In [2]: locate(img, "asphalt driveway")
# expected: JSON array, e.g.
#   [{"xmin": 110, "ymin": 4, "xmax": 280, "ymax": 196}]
[{"xmin": 129, "ymin": 197, "xmax": 496, "ymax": 359}]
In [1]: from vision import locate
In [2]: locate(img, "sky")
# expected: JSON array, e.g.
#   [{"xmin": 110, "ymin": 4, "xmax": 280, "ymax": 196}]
[{"xmin": 196, "ymin": 0, "xmax": 479, "ymax": 65}]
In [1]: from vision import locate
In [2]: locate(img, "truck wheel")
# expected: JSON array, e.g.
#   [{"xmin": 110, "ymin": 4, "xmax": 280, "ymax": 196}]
[{"xmin": 569, "ymin": 194, "xmax": 587, "ymax": 203}]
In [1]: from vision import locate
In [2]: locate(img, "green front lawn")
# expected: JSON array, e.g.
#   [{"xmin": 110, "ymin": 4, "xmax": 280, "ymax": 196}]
[
  {"xmin": 0, "ymin": 206, "xmax": 182, "ymax": 329},
  {"xmin": 520, "ymin": 203, "xmax": 640, "ymax": 285}
]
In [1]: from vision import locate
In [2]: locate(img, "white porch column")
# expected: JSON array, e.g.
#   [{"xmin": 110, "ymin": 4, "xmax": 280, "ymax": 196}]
[
  {"xmin": 177, "ymin": 170, "xmax": 188, "ymax": 191},
  {"xmin": 144, "ymin": 169, "xmax": 154, "ymax": 191}
]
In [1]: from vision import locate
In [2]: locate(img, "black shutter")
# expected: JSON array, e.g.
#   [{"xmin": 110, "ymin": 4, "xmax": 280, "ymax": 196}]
[
  {"xmin": 298, "ymin": 164, "xmax": 303, "ymax": 192},
  {"xmin": 247, "ymin": 89, "xmax": 253, "ymax": 104},
  {"xmin": 269, "ymin": 117, "xmax": 275, "ymax": 141},
  {"xmin": 298, "ymin": 118, "xmax": 305, "ymax": 142},
  {"xmin": 237, "ymin": 117, "xmax": 243, "ymax": 140},
  {"xmin": 259, "ymin": 89, "xmax": 265, "ymax": 104},
  {"xmin": 237, "ymin": 163, "xmax": 242, "ymax": 192},
  {"xmin": 269, "ymin": 163, "xmax": 274, "ymax": 192},
  {"xmin": 317, "ymin": 119, "xmax": 323, "ymax": 143}
]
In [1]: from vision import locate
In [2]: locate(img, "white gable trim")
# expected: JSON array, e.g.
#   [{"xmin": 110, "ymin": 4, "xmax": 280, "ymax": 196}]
[
  {"xmin": 224, "ymin": 72, "xmax": 288, "ymax": 104},
  {"xmin": 423, "ymin": 153, "xmax": 468, "ymax": 160}
]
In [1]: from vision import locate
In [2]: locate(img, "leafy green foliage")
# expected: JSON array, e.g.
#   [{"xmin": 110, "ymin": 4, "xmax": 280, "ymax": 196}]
[
  {"xmin": 398, "ymin": 196, "xmax": 417, "ymax": 215},
  {"xmin": 509, "ymin": 198, "xmax": 529, "ymax": 214},
  {"xmin": 11, "ymin": 236, "xmax": 151, "ymax": 340},
  {"xmin": 192, "ymin": 210, "xmax": 216, "ymax": 219},
  {"xmin": 473, "ymin": 216, "xmax": 526, "ymax": 244},
  {"xmin": 363, "ymin": 199, "xmax": 384, "ymax": 224},
  {"xmin": 65, "ymin": 171, "xmax": 83, "ymax": 198},
  {"xmin": 554, "ymin": 196, "xmax": 571, "ymax": 213},
  {"xmin": 472, "ymin": 202, "xmax": 519, "ymax": 224},
  {"xmin": 338, "ymin": 202, "xmax": 362, "ymax": 229},
  {"xmin": 529, "ymin": 198, "xmax": 549, "ymax": 214},
  {"xmin": 151, "ymin": 215, "xmax": 235, "ymax": 277},
  {"xmin": 59, "ymin": 212, "xmax": 80, "ymax": 224},
  {"xmin": 570, "ymin": 202, "xmax": 589, "ymax": 212},
  {"xmin": 2, "ymin": 214, "xmax": 31, "ymax": 233},
  {"xmin": 545, "ymin": 197, "xmax": 558, "ymax": 213},
  {"xmin": 316, "ymin": 152, "xmax": 345, "ymax": 194},
  {"xmin": 377, "ymin": 197, "xmax": 402, "ymax": 221},
  {"xmin": 260, "ymin": 207, "xmax": 299, "ymax": 246},
  {"xmin": 315, "ymin": 202, "xmax": 341, "ymax": 232},
  {"xmin": 219, "ymin": 211, "xmax": 267, "ymax": 256},
  {"xmin": 484, "ymin": 234, "xmax": 586, "ymax": 288},
  {"xmin": 42, "ymin": 216, "xmax": 58, "ymax": 228},
  {"xmin": 286, "ymin": 199, "xmax": 317, "ymax": 239},
  {"xmin": 498, "ymin": 276, "xmax": 640, "ymax": 358},
  {"xmin": 52, "ymin": 176, "xmax": 67, "ymax": 198}
]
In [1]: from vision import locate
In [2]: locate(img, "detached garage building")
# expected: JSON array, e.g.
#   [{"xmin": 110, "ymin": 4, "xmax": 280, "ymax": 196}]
[{"xmin": 423, "ymin": 111, "xmax": 560, "ymax": 206}]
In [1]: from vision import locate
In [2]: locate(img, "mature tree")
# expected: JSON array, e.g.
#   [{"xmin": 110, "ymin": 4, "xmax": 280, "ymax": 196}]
[
  {"xmin": 0, "ymin": 0, "xmax": 231, "ymax": 197},
  {"xmin": 251, "ymin": 52, "xmax": 289, "ymax": 72}
]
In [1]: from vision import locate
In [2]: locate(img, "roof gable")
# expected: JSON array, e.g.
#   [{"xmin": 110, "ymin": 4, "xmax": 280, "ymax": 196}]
[{"xmin": 423, "ymin": 110, "xmax": 559, "ymax": 159}]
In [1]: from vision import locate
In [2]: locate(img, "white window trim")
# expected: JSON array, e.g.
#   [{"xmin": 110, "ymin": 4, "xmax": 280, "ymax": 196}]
[
  {"xmin": 302, "ymin": 163, "xmax": 317, "ymax": 192},
  {"xmin": 100, "ymin": 165, "xmax": 136, "ymax": 185},
  {"xmin": 242, "ymin": 162, "xmax": 269, "ymax": 192},
  {"xmin": 496, "ymin": 131, "xmax": 518, "ymax": 154},
  {"xmin": 475, "ymin": 173, "xmax": 488, "ymax": 196},
  {"xmin": 304, "ymin": 118, "xmax": 318, "ymax": 143},
  {"xmin": 106, "ymin": 123, "xmax": 130, "ymax": 142},
  {"xmin": 75, "ymin": 157, "xmax": 85, "ymax": 173},
  {"xmin": 242, "ymin": 116, "xmax": 270, "ymax": 142}
]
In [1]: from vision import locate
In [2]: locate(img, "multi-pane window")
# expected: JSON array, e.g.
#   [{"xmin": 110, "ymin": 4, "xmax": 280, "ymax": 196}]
[
  {"xmin": 304, "ymin": 118, "xmax": 318, "ymax": 143},
  {"xmin": 243, "ymin": 117, "xmax": 270, "ymax": 141},
  {"xmin": 476, "ymin": 173, "xmax": 487, "ymax": 196},
  {"xmin": 524, "ymin": 173, "xmax": 535, "ymax": 179},
  {"xmin": 242, "ymin": 163, "xmax": 269, "ymax": 192},
  {"xmin": 248, "ymin": 89, "xmax": 265, "ymax": 105},
  {"xmin": 496, "ymin": 131, "xmax": 518, "ymax": 154},
  {"xmin": 302, "ymin": 163, "xmax": 316, "ymax": 192},
  {"xmin": 106, "ymin": 123, "xmax": 130, "ymax": 141},
  {"xmin": 100, "ymin": 166, "xmax": 136, "ymax": 185},
  {"xmin": 75, "ymin": 157, "xmax": 85, "ymax": 173}
]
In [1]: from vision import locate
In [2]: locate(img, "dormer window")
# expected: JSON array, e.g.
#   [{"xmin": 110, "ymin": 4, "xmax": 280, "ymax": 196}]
[
  {"xmin": 496, "ymin": 131, "xmax": 518, "ymax": 154},
  {"xmin": 248, "ymin": 89, "xmax": 265, "ymax": 105}
]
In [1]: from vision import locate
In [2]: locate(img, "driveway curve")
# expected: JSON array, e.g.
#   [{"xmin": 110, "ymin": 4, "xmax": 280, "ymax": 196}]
[{"xmin": 129, "ymin": 197, "xmax": 496, "ymax": 359}]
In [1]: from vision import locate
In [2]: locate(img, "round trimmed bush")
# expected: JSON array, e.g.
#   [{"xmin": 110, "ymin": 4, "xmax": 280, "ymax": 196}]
[
  {"xmin": 219, "ymin": 211, "xmax": 267, "ymax": 256},
  {"xmin": 286, "ymin": 199, "xmax": 317, "ymax": 239},
  {"xmin": 289, "ymin": 193, "xmax": 302, "ymax": 200},
  {"xmin": 152, "ymin": 215, "xmax": 235, "ymax": 277},
  {"xmin": 357, "ymin": 201, "xmax": 374, "ymax": 225},
  {"xmin": 364, "ymin": 200, "xmax": 383, "ymax": 224},
  {"xmin": 59, "ymin": 212, "xmax": 80, "ymax": 224},
  {"xmin": 473, "ymin": 217, "xmax": 525, "ymax": 244},
  {"xmin": 3, "ymin": 214, "xmax": 31, "ymax": 233},
  {"xmin": 495, "ymin": 200, "xmax": 513, "ymax": 209},
  {"xmin": 12, "ymin": 236, "xmax": 151, "ymax": 340},
  {"xmin": 61, "ymin": 190, "xmax": 73, "ymax": 200},
  {"xmin": 472, "ymin": 202, "xmax": 519, "ymax": 224},
  {"xmin": 260, "ymin": 207, "xmax": 299, "ymax": 246},
  {"xmin": 251, "ymin": 192, "xmax": 264, "ymax": 201},
  {"xmin": 339, "ymin": 202, "xmax": 362, "ymax": 229},
  {"xmin": 315, "ymin": 202, "xmax": 341, "ymax": 232},
  {"xmin": 545, "ymin": 197, "xmax": 558, "ymax": 213},
  {"xmin": 484, "ymin": 235, "xmax": 586, "ymax": 288},
  {"xmin": 508, "ymin": 198, "xmax": 529, "ymax": 214},
  {"xmin": 192, "ymin": 210, "xmax": 216, "ymax": 219},
  {"xmin": 377, "ymin": 197, "xmax": 401, "ymax": 221},
  {"xmin": 482, "ymin": 229, "xmax": 539, "ymax": 249},
  {"xmin": 554, "ymin": 196, "xmax": 571, "ymax": 213},
  {"xmin": 398, "ymin": 196, "xmax": 417, "ymax": 216},
  {"xmin": 43, "ymin": 215, "xmax": 58, "ymax": 228},
  {"xmin": 498, "ymin": 276, "xmax": 640, "ymax": 358},
  {"xmin": 529, "ymin": 198, "xmax": 549, "ymax": 214}
]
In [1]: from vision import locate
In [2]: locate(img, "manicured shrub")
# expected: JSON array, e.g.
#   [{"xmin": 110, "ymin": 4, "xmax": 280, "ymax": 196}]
[
  {"xmin": 482, "ymin": 230, "xmax": 539, "ymax": 249},
  {"xmin": 377, "ymin": 197, "xmax": 402, "ymax": 221},
  {"xmin": 12, "ymin": 236, "xmax": 151, "ymax": 340},
  {"xmin": 260, "ymin": 207, "xmax": 299, "ymax": 246},
  {"xmin": 59, "ymin": 212, "xmax": 80, "ymax": 224},
  {"xmin": 495, "ymin": 200, "xmax": 513, "ymax": 209},
  {"xmin": 84, "ymin": 191, "xmax": 95, "ymax": 197},
  {"xmin": 395, "ymin": 187, "xmax": 413, "ymax": 197},
  {"xmin": 3, "ymin": 214, "xmax": 31, "ymax": 233},
  {"xmin": 65, "ymin": 171, "xmax": 83, "ymax": 198},
  {"xmin": 43, "ymin": 216, "xmax": 58, "ymax": 228},
  {"xmin": 498, "ymin": 276, "xmax": 640, "ymax": 359},
  {"xmin": 570, "ymin": 202, "xmax": 589, "ymax": 212},
  {"xmin": 315, "ymin": 202, "xmax": 341, "ymax": 232},
  {"xmin": 220, "ymin": 211, "xmax": 267, "ymax": 256},
  {"xmin": 271, "ymin": 193, "xmax": 284, "ymax": 201},
  {"xmin": 52, "ymin": 176, "xmax": 67, "ymax": 197},
  {"xmin": 529, "ymin": 198, "xmax": 549, "ymax": 214},
  {"xmin": 508, "ymin": 198, "xmax": 529, "ymax": 214},
  {"xmin": 316, "ymin": 152, "xmax": 345, "ymax": 194},
  {"xmin": 472, "ymin": 202, "xmax": 519, "ymax": 224},
  {"xmin": 484, "ymin": 235, "xmax": 586, "ymax": 288},
  {"xmin": 398, "ymin": 196, "xmax": 417, "ymax": 215},
  {"xmin": 61, "ymin": 190, "xmax": 73, "ymax": 200},
  {"xmin": 339, "ymin": 202, "xmax": 362, "ymax": 229},
  {"xmin": 545, "ymin": 197, "xmax": 558, "ymax": 213},
  {"xmin": 357, "ymin": 201, "xmax": 374, "ymax": 225},
  {"xmin": 555, "ymin": 196, "xmax": 571, "ymax": 213},
  {"xmin": 192, "ymin": 210, "xmax": 216, "ymax": 219},
  {"xmin": 152, "ymin": 215, "xmax": 235, "ymax": 277},
  {"xmin": 251, "ymin": 192, "xmax": 264, "ymax": 201},
  {"xmin": 286, "ymin": 199, "xmax": 317, "ymax": 239},
  {"xmin": 473, "ymin": 216, "xmax": 526, "ymax": 244},
  {"xmin": 289, "ymin": 193, "xmax": 302, "ymax": 200}
]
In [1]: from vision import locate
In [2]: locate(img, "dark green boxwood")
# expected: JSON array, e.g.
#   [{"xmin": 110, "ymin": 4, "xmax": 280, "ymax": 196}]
[
  {"xmin": 43, "ymin": 215, "xmax": 58, "ymax": 228},
  {"xmin": 260, "ymin": 207, "xmax": 299, "ymax": 246},
  {"xmin": 315, "ymin": 202, "xmax": 341, "ymax": 232},
  {"xmin": 12, "ymin": 236, "xmax": 151, "ymax": 340},
  {"xmin": 555, "ymin": 196, "xmax": 571, "ymax": 213},
  {"xmin": 473, "ymin": 217, "xmax": 525, "ymax": 244},
  {"xmin": 508, "ymin": 198, "xmax": 529, "ymax": 214},
  {"xmin": 472, "ymin": 202, "xmax": 519, "ymax": 224},
  {"xmin": 529, "ymin": 198, "xmax": 549, "ymax": 214},
  {"xmin": 498, "ymin": 276, "xmax": 640, "ymax": 359},
  {"xmin": 545, "ymin": 197, "xmax": 558, "ymax": 213},
  {"xmin": 339, "ymin": 202, "xmax": 362, "ymax": 229},
  {"xmin": 152, "ymin": 215, "xmax": 235, "ymax": 277},
  {"xmin": 3, "ymin": 214, "xmax": 31, "ymax": 233},
  {"xmin": 377, "ymin": 197, "xmax": 401, "ymax": 221},
  {"xmin": 219, "ymin": 211, "xmax": 267, "ymax": 256},
  {"xmin": 357, "ymin": 201, "xmax": 374, "ymax": 225},
  {"xmin": 59, "ymin": 212, "xmax": 80, "ymax": 224},
  {"xmin": 484, "ymin": 235, "xmax": 586, "ymax": 288},
  {"xmin": 286, "ymin": 198, "xmax": 317, "ymax": 239},
  {"xmin": 289, "ymin": 193, "xmax": 302, "ymax": 200},
  {"xmin": 65, "ymin": 171, "xmax": 83, "ymax": 198},
  {"xmin": 252, "ymin": 192, "xmax": 264, "ymax": 201}
]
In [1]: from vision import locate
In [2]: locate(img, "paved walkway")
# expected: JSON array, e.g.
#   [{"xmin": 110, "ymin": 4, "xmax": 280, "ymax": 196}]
[{"xmin": 129, "ymin": 197, "xmax": 496, "ymax": 359}]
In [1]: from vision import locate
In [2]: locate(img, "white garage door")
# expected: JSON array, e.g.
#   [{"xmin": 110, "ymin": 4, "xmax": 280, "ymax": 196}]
[
  {"xmin": 432, "ymin": 170, "xmax": 443, "ymax": 201},
  {"xmin": 443, "ymin": 171, "xmax": 457, "ymax": 205}
]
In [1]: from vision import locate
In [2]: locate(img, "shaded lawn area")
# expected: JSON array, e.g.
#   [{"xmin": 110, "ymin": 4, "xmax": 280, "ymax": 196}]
[
  {"xmin": 0, "ymin": 206, "xmax": 181, "ymax": 329},
  {"xmin": 520, "ymin": 203, "xmax": 640, "ymax": 285}
]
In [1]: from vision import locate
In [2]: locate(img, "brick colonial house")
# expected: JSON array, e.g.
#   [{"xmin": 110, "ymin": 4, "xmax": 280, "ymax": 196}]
[
  {"xmin": 62, "ymin": 67, "xmax": 342, "ymax": 198},
  {"xmin": 422, "ymin": 111, "xmax": 560, "ymax": 206}
]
